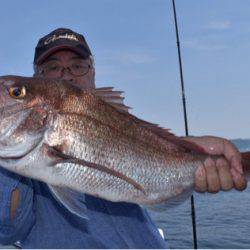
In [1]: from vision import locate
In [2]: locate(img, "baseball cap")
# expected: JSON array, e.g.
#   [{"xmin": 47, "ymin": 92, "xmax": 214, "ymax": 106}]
[{"xmin": 34, "ymin": 28, "xmax": 92, "ymax": 65}]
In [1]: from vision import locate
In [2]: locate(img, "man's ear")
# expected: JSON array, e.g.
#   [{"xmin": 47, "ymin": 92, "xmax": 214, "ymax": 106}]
[
  {"xmin": 90, "ymin": 67, "xmax": 96, "ymax": 88},
  {"xmin": 33, "ymin": 64, "xmax": 42, "ymax": 77}
]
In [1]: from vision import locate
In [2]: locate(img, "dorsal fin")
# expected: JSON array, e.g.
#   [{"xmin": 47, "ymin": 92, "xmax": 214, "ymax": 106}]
[
  {"xmin": 93, "ymin": 87, "xmax": 131, "ymax": 113},
  {"xmin": 126, "ymin": 114, "xmax": 206, "ymax": 154},
  {"xmin": 93, "ymin": 86, "xmax": 206, "ymax": 154}
]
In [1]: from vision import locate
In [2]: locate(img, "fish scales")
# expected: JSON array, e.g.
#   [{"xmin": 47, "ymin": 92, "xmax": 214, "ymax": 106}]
[
  {"xmin": 55, "ymin": 162, "xmax": 142, "ymax": 202},
  {"xmin": 50, "ymin": 107, "xmax": 205, "ymax": 203},
  {"xmin": 59, "ymin": 89, "xmax": 175, "ymax": 154}
]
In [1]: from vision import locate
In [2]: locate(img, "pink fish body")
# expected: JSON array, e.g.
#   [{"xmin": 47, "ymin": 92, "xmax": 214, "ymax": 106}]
[{"xmin": 0, "ymin": 75, "xmax": 249, "ymax": 218}]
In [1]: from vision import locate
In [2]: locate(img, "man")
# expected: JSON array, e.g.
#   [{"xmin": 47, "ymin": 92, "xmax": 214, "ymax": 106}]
[{"xmin": 0, "ymin": 28, "xmax": 246, "ymax": 248}]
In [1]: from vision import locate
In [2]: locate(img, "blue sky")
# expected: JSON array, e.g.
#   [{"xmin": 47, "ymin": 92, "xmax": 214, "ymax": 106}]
[{"xmin": 0, "ymin": 0, "xmax": 249, "ymax": 139}]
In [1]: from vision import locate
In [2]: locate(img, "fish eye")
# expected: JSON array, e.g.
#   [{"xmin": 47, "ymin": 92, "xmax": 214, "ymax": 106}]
[{"xmin": 9, "ymin": 86, "xmax": 26, "ymax": 99}]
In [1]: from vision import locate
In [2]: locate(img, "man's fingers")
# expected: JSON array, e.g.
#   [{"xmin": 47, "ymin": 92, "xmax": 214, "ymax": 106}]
[
  {"xmin": 194, "ymin": 165, "xmax": 207, "ymax": 193},
  {"xmin": 230, "ymin": 167, "xmax": 247, "ymax": 191},
  {"xmin": 220, "ymin": 140, "xmax": 246, "ymax": 190},
  {"xmin": 204, "ymin": 158, "xmax": 220, "ymax": 193},
  {"xmin": 216, "ymin": 158, "xmax": 233, "ymax": 191},
  {"xmin": 184, "ymin": 136, "xmax": 247, "ymax": 193},
  {"xmin": 184, "ymin": 136, "xmax": 243, "ymax": 174},
  {"xmin": 222, "ymin": 139, "xmax": 243, "ymax": 174}
]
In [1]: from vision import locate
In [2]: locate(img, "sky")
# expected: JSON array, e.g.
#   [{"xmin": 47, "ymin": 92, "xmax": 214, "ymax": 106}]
[{"xmin": 0, "ymin": 0, "xmax": 249, "ymax": 139}]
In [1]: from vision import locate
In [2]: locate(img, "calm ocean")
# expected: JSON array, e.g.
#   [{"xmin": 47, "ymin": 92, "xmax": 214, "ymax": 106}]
[
  {"xmin": 148, "ymin": 139, "xmax": 250, "ymax": 249},
  {"xmin": 1, "ymin": 139, "xmax": 250, "ymax": 249}
]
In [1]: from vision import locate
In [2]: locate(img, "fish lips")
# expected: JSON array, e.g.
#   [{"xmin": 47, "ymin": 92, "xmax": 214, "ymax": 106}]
[{"xmin": 0, "ymin": 106, "xmax": 48, "ymax": 159}]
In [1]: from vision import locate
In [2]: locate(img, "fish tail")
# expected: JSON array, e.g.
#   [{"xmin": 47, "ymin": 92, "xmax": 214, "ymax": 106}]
[{"xmin": 241, "ymin": 151, "xmax": 250, "ymax": 180}]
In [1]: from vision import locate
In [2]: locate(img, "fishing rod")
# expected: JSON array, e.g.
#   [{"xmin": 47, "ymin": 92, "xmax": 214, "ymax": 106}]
[{"xmin": 171, "ymin": 0, "xmax": 198, "ymax": 249}]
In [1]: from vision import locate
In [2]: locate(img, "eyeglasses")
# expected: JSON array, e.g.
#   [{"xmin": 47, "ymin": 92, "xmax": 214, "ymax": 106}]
[{"xmin": 41, "ymin": 61, "xmax": 91, "ymax": 77}]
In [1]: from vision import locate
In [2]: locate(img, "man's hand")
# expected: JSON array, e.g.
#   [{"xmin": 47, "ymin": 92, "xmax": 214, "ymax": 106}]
[{"xmin": 183, "ymin": 136, "xmax": 247, "ymax": 193}]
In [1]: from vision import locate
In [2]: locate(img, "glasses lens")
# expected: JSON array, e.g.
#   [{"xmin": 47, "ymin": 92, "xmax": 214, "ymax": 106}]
[
  {"xmin": 43, "ymin": 63, "xmax": 62, "ymax": 75},
  {"xmin": 70, "ymin": 63, "xmax": 90, "ymax": 76}
]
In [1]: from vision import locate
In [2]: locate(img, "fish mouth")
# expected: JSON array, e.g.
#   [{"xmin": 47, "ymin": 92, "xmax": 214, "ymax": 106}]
[
  {"xmin": 0, "ymin": 133, "xmax": 44, "ymax": 161},
  {"xmin": 0, "ymin": 103, "xmax": 48, "ymax": 138},
  {"xmin": 0, "ymin": 125, "xmax": 46, "ymax": 159},
  {"xmin": 0, "ymin": 104, "xmax": 48, "ymax": 159},
  {"xmin": 0, "ymin": 102, "xmax": 46, "ymax": 119},
  {"xmin": 0, "ymin": 109, "xmax": 31, "ymax": 141}
]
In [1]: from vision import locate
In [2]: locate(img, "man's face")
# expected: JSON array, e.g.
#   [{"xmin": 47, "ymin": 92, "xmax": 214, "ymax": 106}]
[{"xmin": 40, "ymin": 50, "xmax": 95, "ymax": 90}]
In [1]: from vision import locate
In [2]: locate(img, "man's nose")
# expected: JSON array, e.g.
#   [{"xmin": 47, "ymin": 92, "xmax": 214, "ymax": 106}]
[{"xmin": 61, "ymin": 68, "xmax": 74, "ymax": 82}]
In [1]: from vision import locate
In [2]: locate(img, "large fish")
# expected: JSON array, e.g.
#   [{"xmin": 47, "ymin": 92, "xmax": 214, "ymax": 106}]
[{"xmin": 0, "ymin": 75, "xmax": 249, "ymax": 218}]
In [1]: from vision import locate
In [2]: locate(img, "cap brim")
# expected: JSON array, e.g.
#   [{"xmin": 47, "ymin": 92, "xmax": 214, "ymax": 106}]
[{"xmin": 36, "ymin": 44, "xmax": 89, "ymax": 65}]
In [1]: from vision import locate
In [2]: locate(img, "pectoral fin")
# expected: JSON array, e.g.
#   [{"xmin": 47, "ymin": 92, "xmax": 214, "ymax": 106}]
[
  {"xmin": 48, "ymin": 185, "xmax": 88, "ymax": 220},
  {"xmin": 50, "ymin": 145, "xmax": 146, "ymax": 195}
]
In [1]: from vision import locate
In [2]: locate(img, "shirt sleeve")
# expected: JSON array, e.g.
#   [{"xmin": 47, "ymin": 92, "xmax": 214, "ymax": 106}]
[{"xmin": 0, "ymin": 167, "xmax": 35, "ymax": 245}]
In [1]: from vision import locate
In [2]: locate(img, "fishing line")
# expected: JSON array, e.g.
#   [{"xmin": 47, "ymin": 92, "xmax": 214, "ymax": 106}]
[{"xmin": 171, "ymin": 0, "xmax": 198, "ymax": 248}]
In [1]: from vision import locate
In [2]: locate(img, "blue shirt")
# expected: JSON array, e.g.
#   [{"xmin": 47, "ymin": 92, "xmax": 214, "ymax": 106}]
[{"xmin": 0, "ymin": 168, "xmax": 169, "ymax": 248}]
